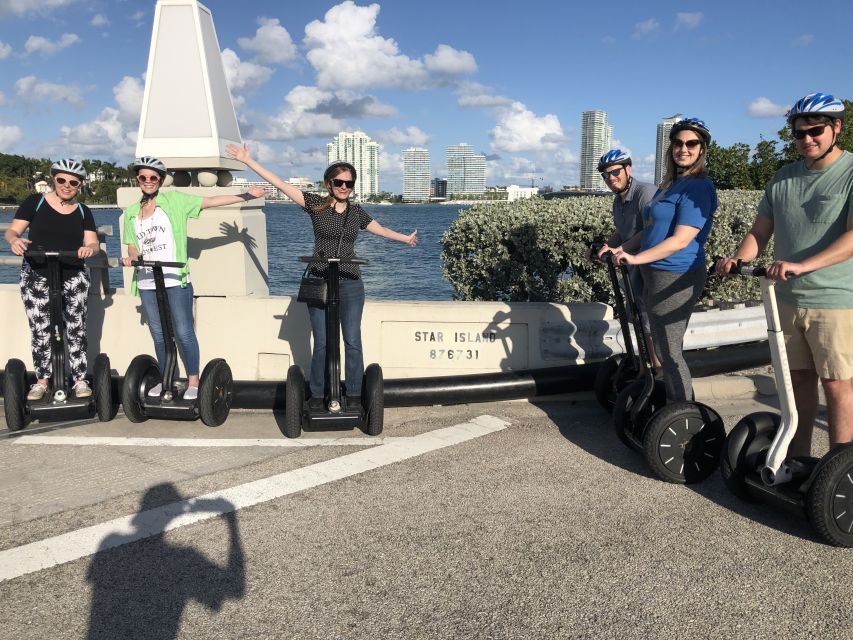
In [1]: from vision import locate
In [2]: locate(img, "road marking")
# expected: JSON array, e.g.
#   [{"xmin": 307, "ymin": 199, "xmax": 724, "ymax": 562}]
[
  {"xmin": 9, "ymin": 435, "xmax": 409, "ymax": 447},
  {"xmin": 0, "ymin": 414, "xmax": 509, "ymax": 582}
]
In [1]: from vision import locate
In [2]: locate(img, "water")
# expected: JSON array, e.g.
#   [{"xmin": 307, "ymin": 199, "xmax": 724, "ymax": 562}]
[{"xmin": 0, "ymin": 203, "xmax": 466, "ymax": 300}]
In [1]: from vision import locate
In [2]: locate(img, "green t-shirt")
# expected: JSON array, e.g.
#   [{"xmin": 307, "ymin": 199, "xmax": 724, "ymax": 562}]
[
  {"xmin": 757, "ymin": 150, "xmax": 853, "ymax": 308},
  {"xmin": 123, "ymin": 190, "xmax": 203, "ymax": 295}
]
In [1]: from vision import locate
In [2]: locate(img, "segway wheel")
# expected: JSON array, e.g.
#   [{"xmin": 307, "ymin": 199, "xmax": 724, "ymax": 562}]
[
  {"xmin": 283, "ymin": 365, "xmax": 305, "ymax": 439},
  {"xmin": 3, "ymin": 359, "xmax": 29, "ymax": 432},
  {"xmin": 362, "ymin": 363, "xmax": 384, "ymax": 436},
  {"xmin": 93, "ymin": 353, "xmax": 118, "ymax": 422},
  {"xmin": 594, "ymin": 355, "xmax": 638, "ymax": 415},
  {"xmin": 612, "ymin": 378, "xmax": 666, "ymax": 451},
  {"xmin": 643, "ymin": 401, "xmax": 726, "ymax": 484},
  {"xmin": 720, "ymin": 412, "xmax": 780, "ymax": 500},
  {"xmin": 199, "ymin": 359, "xmax": 233, "ymax": 427},
  {"xmin": 806, "ymin": 444, "xmax": 853, "ymax": 547},
  {"xmin": 121, "ymin": 355, "xmax": 160, "ymax": 423}
]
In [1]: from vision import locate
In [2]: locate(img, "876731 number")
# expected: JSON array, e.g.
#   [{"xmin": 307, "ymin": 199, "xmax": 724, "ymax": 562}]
[{"xmin": 429, "ymin": 349, "xmax": 479, "ymax": 360}]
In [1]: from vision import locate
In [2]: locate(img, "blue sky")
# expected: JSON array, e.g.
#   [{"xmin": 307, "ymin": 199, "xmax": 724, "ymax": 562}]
[{"xmin": 1, "ymin": 0, "xmax": 852, "ymax": 191}]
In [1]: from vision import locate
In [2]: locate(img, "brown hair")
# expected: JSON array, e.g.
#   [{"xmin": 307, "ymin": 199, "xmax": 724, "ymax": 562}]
[
  {"xmin": 660, "ymin": 135, "xmax": 708, "ymax": 189},
  {"xmin": 310, "ymin": 165, "xmax": 355, "ymax": 214}
]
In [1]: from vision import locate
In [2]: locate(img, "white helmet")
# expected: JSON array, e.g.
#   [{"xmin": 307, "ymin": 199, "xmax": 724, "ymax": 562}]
[
  {"xmin": 132, "ymin": 155, "xmax": 168, "ymax": 177},
  {"xmin": 50, "ymin": 158, "xmax": 87, "ymax": 180}
]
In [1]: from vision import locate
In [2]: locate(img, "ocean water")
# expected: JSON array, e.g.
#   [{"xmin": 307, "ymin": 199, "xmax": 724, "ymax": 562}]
[{"xmin": 0, "ymin": 203, "xmax": 466, "ymax": 300}]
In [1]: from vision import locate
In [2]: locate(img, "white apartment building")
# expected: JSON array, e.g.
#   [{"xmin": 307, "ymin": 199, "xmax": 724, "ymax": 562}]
[
  {"xmin": 403, "ymin": 148, "xmax": 430, "ymax": 202},
  {"xmin": 506, "ymin": 185, "xmax": 539, "ymax": 202},
  {"xmin": 655, "ymin": 114, "xmax": 682, "ymax": 186},
  {"xmin": 579, "ymin": 110, "xmax": 612, "ymax": 191},
  {"xmin": 327, "ymin": 131, "xmax": 380, "ymax": 202},
  {"xmin": 446, "ymin": 144, "xmax": 486, "ymax": 196}
]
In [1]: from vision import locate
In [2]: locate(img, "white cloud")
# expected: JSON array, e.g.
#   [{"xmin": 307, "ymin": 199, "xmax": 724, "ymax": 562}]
[
  {"xmin": 456, "ymin": 82, "xmax": 514, "ymax": 109},
  {"xmin": 15, "ymin": 76, "xmax": 84, "ymax": 106},
  {"xmin": 674, "ymin": 12, "xmax": 703, "ymax": 30},
  {"xmin": 0, "ymin": 124, "xmax": 22, "ymax": 150},
  {"xmin": 221, "ymin": 48, "xmax": 274, "ymax": 94},
  {"xmin": 374, "ymin": 126, "xmax": 430, "ymax": 146},
  {"xmin": 57, "ymin": 75, "xmax": 144, "ymax": 158},
  {"xmin": 91, "ymin": 14, "xmax": 109, "ymax": 28},
  {"xmin": 304, "ymin": 1, "xmax": 475, "ymax": 90},
  {"xmin": 237, "ymin": 17, "xmax": 297, "ymax": 65},
  {"xmin": 0, "ymin": 40, "xmax": 11, "ymax": 59},
  {"xmin": 0, "ymin": 0, "xmax": 83, "ymax": 17},
  {"xmin": 632, "ymin": 18, "xmax": 660, "ymax": 39},
  {"xmin": 794, "ymin": 34, "xmax": 814, "ymax": 46},
  {"xmin": 25, "ymin": 33, "xmax": 80, "ymax": 56},
  {"xmin": 489, "ymin": 102, "xmax": 565, "ymax": 153},
  {"xmin": 0, "ymin": 91, "xmax": 6, "ymax": 105},
  {"xmin": 379, "ymin": 149, "xmax": 403, "ymax": 178},
  {"xmin": 748, "ymin": 97, "xmax": 788, "ymax": 118}
]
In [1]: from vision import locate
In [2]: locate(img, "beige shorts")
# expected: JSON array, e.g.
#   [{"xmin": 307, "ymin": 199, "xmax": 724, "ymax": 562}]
[{"xmin": 778, "ymin": 303, "xmax": 853, "ymax": 380}]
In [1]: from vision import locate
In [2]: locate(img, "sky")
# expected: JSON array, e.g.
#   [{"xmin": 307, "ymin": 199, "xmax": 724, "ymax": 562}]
[{"xmin": 1, "ymin": 0, "xmax": 852, "ymax": 192}]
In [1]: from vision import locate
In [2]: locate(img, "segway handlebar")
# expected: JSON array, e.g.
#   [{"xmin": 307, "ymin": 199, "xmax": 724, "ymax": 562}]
[
  {"xmin": 23, "ymin": 249, "xmax": 86, "ymax": 266},
  {"xmin": 128, "ymin": 259, "xmax": 186, "ymax": 268},
  {"xmin": 298, "ymin": 255, "xmax": 369, "ymax": 265},
  {"xmin": 711, "ymin": 257, "xmax": 794, "ymax": 279}
]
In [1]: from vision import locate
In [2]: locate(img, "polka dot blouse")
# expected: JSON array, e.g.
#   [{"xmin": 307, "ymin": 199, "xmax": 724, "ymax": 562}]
[{"xmin": 302, "ymin": 192, "xmax": 373, "ymax": 280}]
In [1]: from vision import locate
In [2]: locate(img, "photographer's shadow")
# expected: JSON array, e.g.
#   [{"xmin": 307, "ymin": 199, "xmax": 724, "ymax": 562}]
[{"xmin": 86, "ymin": 483, "xmax": 245, "ymax": 640}]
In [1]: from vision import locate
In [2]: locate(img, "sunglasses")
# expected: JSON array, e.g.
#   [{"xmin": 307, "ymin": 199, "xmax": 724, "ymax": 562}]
[
  {"xmin": 600, "ymin": 168, "xmax": 624, "ymax": 180},
  {"xmin": 55, "ymin": 177, "xmax": 81, "ymax": 188},
  {"xmin": 137, "ymin": 174, "xmax": 161, "ymax": 184},
  {"xmin": 793, "ymin": 124, "xmax": 827, "ymax": 140},
  {"xmin": 672, "ymin": 139, "xmax": 703, "ymax": 150},
  {"xmin": 332, "ymin": 178, "xmax": 355, "ymax": 188}
]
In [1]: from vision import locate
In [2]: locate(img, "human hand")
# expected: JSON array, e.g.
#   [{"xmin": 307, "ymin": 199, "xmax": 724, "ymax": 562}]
[
  {"xmin": 404, "ymin": 230, "xmax": 418, "ymax": 247},
  {"xmin": 595, "ymin": 243, "xmax": 614, "ymax": 260},
  {"xmin": 766, "ymin": 260, "xmax": 805, "ymax": 281},
  {"xmin": 121, "ymin": 256, "xmax": 135, "ymax": 267},
  {"xmin": 714, "ymin": 257, "xmax": 739, "ymax": 275},
  {"xmin": 226, "ymin": 143, "xmax": 251, "ymax": 163},
  {"xmin": 9, "ymin": 236, "xmax": 30, "ymax": 256},
  {"xmin": 78, "ymin": 246, "xmax": 95, "ymax": 259},
  {"xmin": 611, "ymin": 248, "xmax": 636, "ymax": 265},
  {"xmin": 246, "ymin": 186, "xmax": 265, "ymax": 199}
]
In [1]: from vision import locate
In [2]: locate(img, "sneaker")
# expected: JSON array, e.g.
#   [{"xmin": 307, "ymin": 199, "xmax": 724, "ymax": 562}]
[
  {"xmin": 73, "ymin": 380, "xmax": 92, "ymax": 398},
  {"xmin": 147, "ymin": 383, "xmax": 163, "ymax": 397},
  {"xmin": 27, "ymin": 383, "xmax": 48, "ymax": 401},
  {"xmin": 183, "ymin": 386, "xmax": 198, "ymax": 401}
]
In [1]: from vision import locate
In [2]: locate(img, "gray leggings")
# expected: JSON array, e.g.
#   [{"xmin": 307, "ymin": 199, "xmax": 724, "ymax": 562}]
[{"xmin": 640, "ymin": 266, "xmax": 707, "ymax": 402}]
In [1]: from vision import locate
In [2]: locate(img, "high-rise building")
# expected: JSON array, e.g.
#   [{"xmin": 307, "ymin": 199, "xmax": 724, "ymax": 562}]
[
  {"xmin": 326, "ymin": 131, "xmax": 380, "ymax": 202},
  {"xmin": 655, "ymin": 114, "xmax": 682, "ymax": 186},
  {"xmin": 446, "ymin": 143, "xmax": 486, "ymax": 196},
  {"xmin": 431, "ymin": 178, "xmax": 447, "ymax": 199},
  {"xmin": 579, "ymin": 110, "xmax": 612, "ymax": 191},
  {"xmin": 403, "ymin": 148, "xmax": 430, "ymax": 202}
]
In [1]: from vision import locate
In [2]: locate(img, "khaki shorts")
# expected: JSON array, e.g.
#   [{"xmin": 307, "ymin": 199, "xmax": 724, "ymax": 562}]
[{"xmin": 778, "ymin": 303, "xmax": 853, "ymax": 380}]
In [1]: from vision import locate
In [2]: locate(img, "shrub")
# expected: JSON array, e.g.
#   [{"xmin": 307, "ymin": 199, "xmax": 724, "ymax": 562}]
[{"xmin": 440, "ymin": 190, "xmax": 772, "ymax": 305}]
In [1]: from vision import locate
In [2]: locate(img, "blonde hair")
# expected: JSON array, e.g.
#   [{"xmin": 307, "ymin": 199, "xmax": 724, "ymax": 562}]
[
  {"xmin": 310, "ymin": 165, "xmax": 354, "ymax": 214},
  {"xmin": 660, "ymin": 138, "xmax": 708, "ymax": 189}
]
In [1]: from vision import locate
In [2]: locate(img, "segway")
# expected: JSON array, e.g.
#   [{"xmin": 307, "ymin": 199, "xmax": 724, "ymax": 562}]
[
  {"xmin": 3, "ymin": 250, "xmax": 117, "ymax": 431},
  {"xmin": 720, "ymin": 261, "xmax": 853, "ymax": 547},
  {"xmin": 121, "ymin": 259, "xmax": 232, "ymax": 427},
  {"xmin": 590, "ymin": 243, "xmax": 642, "ymax": 414},
  {"xmin": 284, "ymin": 256, "xmax": 383, "ymax": 438},
  {"xmin": 603, "ymin": 250, "xmax": 725, "ymax": 484}
]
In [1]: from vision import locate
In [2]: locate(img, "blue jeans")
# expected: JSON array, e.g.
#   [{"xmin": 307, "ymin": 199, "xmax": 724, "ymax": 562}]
[
  {"xmin": 139, "ymin": 283, "xmax": 200, "ymax": 378},
  {"xmin": 307, "ymin": 278, "xmax": 365, "ymax": 398}
]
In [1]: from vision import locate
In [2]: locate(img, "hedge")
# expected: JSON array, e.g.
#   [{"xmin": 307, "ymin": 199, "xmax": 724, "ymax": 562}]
[{"xmin": 440, "ymin": 190, "xmax": 772, "ymax": 305}]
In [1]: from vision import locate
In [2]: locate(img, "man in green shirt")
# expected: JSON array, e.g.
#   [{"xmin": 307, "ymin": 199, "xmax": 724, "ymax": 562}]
[{"xmin": 718, "ymin": 92, "xmax": 853, "ymax": 456}]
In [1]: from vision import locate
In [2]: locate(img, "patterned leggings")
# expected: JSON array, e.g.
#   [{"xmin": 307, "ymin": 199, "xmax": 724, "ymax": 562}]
[{"xmin": 20, "ymin": 262, "xmax": 90, "ymax": 382}]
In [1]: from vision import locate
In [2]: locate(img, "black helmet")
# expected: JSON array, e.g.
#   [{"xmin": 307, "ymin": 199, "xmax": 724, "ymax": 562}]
[{"xmin": 324, "ymin": 161, "xmax": 357, "ymax": 183}]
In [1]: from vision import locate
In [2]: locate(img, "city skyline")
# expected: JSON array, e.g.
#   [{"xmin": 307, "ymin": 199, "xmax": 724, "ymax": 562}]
[{"xmin": 0, "ymin": 1, "xmax": 852, "ymax": 193}]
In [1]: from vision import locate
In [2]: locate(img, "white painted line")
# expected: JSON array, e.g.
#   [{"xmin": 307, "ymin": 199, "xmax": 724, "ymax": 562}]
[
  {"xmin": 9, "ymin": 435, "xmax": 407, "ymax": 448},
  {"xmin": 0, "ymin": 415, "xmax": 509, "ymax": 582}
]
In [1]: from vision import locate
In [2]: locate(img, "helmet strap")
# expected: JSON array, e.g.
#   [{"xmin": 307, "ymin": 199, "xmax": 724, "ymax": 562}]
[
  {"xmin": 140, "ymin": 189, "xmax": 159, "ymax": 204},
  {"xmin": 615, "ymin": 175, "xmax": 632, "ymax": 196},
  {"xmin": 807, "ymin": 128, "xmax": 839, "ymax": 169}
]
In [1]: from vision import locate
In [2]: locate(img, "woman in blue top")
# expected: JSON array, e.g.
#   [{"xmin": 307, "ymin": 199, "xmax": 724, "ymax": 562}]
[{"xmin": 612, "ymin": 118, "xmax": 717, "ymax": 401}]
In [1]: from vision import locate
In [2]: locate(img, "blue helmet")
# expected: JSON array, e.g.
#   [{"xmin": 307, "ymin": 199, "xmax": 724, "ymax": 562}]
[
  {"xmin": 670, "ymin": 117, "xmax": 711, "ymax": 145},
  {"xmin": 787, "ymin": 92, "xmax": 845, "ymax": 124},
  {"xmin": 597, "ymin": 148, "xmax": 632, "ymax": 171}
]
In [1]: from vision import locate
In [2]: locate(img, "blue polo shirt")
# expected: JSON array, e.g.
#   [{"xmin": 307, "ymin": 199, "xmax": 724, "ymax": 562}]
[{"xmin": 640, "ymin": 176, "xmax": 717, "ymax": 272}]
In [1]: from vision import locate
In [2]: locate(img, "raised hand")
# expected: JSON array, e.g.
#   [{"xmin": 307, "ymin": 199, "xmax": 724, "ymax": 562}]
[
  {"xmin": 405, "ymin": 230, "xmax": 418, "ymax": 247},
  {"xmin": 226, "ymin": 143, "xmax": 252, "ymax": 163}
]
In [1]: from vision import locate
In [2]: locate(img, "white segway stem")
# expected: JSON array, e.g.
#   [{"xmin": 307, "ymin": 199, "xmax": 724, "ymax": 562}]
[{"xmin": 758, "ymin": 278, "xmax": 799, "ymax": 486}]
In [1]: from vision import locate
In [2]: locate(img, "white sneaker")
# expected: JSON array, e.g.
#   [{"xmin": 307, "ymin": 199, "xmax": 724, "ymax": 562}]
[
  {"xmin": 27, "ymin": 383, "xmax": 48, "ymax": 401},
  {"xmin": 183, "ymin": 386, "xmax": 198, "ymax": 401},
  {"xmin": 147, "ymin": 383, "xmax": 163, "ymax": 397},
  {"xmin": 73, "ymin": 380, "xmax": 92, "ymax": 398}
]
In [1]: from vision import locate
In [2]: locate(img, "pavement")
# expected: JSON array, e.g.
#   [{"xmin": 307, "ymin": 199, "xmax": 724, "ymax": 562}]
[{"xmin": 1, "ymin": 368, "xmax": 851, "ymax": 640}]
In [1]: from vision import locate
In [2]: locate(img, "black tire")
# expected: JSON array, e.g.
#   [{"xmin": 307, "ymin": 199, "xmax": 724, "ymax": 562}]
[
  {"xmin": 643, "ymin": 401, "xmax": 726, "ymax": 484},
  {"xmin": 283, "ymin": 365, "xmax": 305, "ymax": 439},
  {"xmin": 594, "ymin": 356, "xmax": 639, "ymax": 414},
  {"xmin": 720, "ymin": 412, "xmax": 780, "ymax": 500},
  {"xmin": 199, "ymin": 359, "xmax": 233, "ymax": 427},
  {"xmin": 121, "ymin": 355, "xmax": 160, "ymax": 423},
  {"xmin": 3, "ymin": 358, "xmax": 29, "ymax": 432},
  {"xmin": 93, "ymin": 353, "xmax": 118, "ymax": 422},
  {"xmin": 612, "ymin": 378, "xmax": 666, "ymax": 451},
  {"xmin": 806, "ymin": 445, "xmax": 853, "ymax": 547},
  {"xmin": 362, "ymin": 363, "xmax": 384, "ymax": 436}
]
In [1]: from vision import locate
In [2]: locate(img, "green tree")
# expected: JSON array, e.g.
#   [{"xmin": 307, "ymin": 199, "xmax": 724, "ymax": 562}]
[
  {"xmin": 707, "ymin": 141, "xmax": 752, "ymax": 190},
  {"xmin": 749, "ymin": 137, "xmax": 783, "ymax": 190},
  {"xmin": 778, "ymin": 98, "xmax": 853, "ymax": 161}
]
